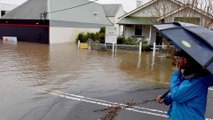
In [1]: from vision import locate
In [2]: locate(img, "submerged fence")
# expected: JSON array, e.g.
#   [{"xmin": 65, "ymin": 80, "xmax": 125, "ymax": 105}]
[
  {"xmin": 91, "ymin": 43, "xmax": 140, "ymax": 51},
  {"xmin": 77, "ymin": 40, "xmax": 169, "ymax": 56}
]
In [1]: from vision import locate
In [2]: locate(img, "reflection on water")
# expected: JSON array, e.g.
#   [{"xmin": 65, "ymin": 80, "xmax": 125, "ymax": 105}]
[{"xmin": 0, "ymin": 42, "xmax": 173, "ymax": 96}]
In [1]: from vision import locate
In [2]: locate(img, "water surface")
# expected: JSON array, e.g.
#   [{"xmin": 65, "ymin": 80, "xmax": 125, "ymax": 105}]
[{"xmin": 0, "ymin": 42, "xmax": 173, "ymax": 95}]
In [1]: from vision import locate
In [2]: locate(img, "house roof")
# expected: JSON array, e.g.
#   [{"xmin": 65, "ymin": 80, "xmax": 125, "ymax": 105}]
[
  {"xmin": 118, "ymin": 0, "xmax": 213, "ymax": 26},
  {"xmin": 1, "ymin": 0, "xmax": 47, "ymax": 19},
  {"xmin": 157, "ymin": 4, "xmax": 213, "ymax": 21},
  {"xmin": 1, "ymin": 0, "xmax": 112, "ymax": 27},
  {"xmin": 118, "ymin": 17, "xmax": 159, "ymax": 25},
  {"xmin": 119, "ymin": 0, "xmax": 183, "ymax": 19},
  {"xmin": 102, "ymin": 4, "xmax": 122, "ymax": 17}
]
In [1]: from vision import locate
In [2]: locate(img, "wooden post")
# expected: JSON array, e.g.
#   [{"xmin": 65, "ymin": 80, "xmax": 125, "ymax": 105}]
[
  {"xmin": 139, "ymin": 41, "xmax": 142, "ymax": 55},
  {"xmin": 153, "ymin": 42, "xmax": 156, "ymax": 57},
  {"xmin": 78, "ymin": 40, "xmax": 80, "ymax": 49}
]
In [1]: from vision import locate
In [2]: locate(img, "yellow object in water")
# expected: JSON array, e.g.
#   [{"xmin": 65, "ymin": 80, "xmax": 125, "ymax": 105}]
[{"xmin": 80, "ymin": 43, "xmax": 89, "ymax": 49}]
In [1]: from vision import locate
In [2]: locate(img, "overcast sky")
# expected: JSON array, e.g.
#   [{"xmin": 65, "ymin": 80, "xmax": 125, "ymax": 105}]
[
  {"xmin": 1, "ymin": 0, "xmax": 27, "ymax": 5},
  {"xmin": 95, "ymin": 0, "xmax": 150, "ymax": 12},
  {"xmin": 1, "ymin": 0, "xmax": 150, "ymax": 12}
]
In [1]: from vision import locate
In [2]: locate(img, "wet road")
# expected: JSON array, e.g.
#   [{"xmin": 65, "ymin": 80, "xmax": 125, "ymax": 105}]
[{"xmin": 0, "ymin": 42, "xmax": 212, "ymax": 120}]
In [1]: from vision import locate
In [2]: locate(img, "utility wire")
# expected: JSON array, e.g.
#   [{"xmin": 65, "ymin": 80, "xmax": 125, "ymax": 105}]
[{"xmin": 47, "ymin": 0, "xmax": 98, "ymax": 14}]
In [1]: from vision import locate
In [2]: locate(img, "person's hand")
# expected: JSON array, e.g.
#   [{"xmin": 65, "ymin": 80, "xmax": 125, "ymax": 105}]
[
  {"xmin": 176, "ymin": 62, "xmax": 181, "ymax": 72},
  {"xmin": 156, "ymin": 95, "xmax": 164, "ymax": 104}
]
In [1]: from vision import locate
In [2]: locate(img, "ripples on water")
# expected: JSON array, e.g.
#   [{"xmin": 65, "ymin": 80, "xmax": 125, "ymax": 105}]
[{"xmin": 0, "ymin": 42, "xmax": 173, "ymax": 96}]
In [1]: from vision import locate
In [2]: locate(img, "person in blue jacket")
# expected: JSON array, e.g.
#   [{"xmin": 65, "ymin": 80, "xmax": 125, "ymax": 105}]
[{"xmin": 156, "ymin": 49, "xmax": 213, "ymax": 120}]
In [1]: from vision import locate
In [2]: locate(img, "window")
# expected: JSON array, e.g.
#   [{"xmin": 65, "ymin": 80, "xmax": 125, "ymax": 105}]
[
  {"xmin": 1, "ymin": 11, "xmax": 6, "ymax": 16},
  {"xmin": 174, "ymin": 17, "xmax": 200, "ymax": 25},
  {"xmin": 135, "ymin": 25, "xmax": 142, "ymax": 36}
]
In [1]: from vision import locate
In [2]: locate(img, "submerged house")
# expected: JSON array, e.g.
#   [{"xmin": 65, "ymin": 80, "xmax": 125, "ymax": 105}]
[
  {"xmin": 0, "ymin": 0, "xmax": 112, "ymax": 44},
  {"xmin": 118, "ymin": 0, "xmax": 213, "ymax": 45}
]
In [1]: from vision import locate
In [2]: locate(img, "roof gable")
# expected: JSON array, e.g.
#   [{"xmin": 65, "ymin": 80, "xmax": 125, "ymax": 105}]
[
  {"xmin": 102, "ymin": 4, "xmax": 122, "ymax": 17},
  {"xmin": 118, "ymin": 0, "xmax": 213, "ymax": 27},
  {"xmin": 119, "ymin": 0, "xmax": 183, "ymax": 19},
  {"xmin": 158, "ymin": 4, "xmax": 213, "ymax": 21}
]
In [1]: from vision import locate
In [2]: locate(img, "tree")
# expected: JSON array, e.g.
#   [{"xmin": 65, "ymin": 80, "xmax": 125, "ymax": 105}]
[
  {"xmin": 146, "ymin": 0, "xmax": 213, "ymax": 28},
  {"xmin": 180, "ymin": 0, "xmax": 213, "ymax": 28}
]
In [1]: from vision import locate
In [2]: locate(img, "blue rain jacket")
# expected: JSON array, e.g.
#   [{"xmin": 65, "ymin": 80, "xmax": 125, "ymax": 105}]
[{"xmin": 164, "ymin": 71, "xmax": 213, "ymax": 120}]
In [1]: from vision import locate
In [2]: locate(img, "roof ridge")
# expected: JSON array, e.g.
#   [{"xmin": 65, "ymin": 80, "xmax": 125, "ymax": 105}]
[
  {"xmin": 158, "ymin": 4, "xmax": 213, "ymax": 21},
  {"xmin": 103, "ymin": 4, "xmax": 122, "ymax": 17},
  {"xmin": 118, "ymin": 0, "xmax": 184, "ymax": 19}
]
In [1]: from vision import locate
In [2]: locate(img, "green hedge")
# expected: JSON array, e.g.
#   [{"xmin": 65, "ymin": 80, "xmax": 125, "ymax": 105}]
[
  {"xmin": 76, "ymin": 27, "xmax": 151, "ymax": 50},
  {"xmin": 76, "ymin": 27, "xmax": 105, "ymax": 43}
]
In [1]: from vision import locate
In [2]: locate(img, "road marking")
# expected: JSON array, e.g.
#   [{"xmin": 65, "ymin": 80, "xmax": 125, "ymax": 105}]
[
  {"xmin": 37, "ymin": 87, "xmax": 168, "ymax": 118},
  {"xmin": 37, "ymin": 87, "xmax": 213, "ymax": 119}
]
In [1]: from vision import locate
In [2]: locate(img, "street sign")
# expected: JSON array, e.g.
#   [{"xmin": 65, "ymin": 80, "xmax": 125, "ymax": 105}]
[
  {"xmin": 2, "ymin": 36, "xmax": 17, "ymax": 44},
  {"xmin": 105, "ymin": 27, "xmax": 117, "ymax": 44}
]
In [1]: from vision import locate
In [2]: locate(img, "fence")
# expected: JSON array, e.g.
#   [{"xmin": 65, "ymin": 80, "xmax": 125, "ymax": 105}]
[
  {"xmin": 91, "ymin": 43, "xmax": 139, "ymax": 51},
  {"xmin": 77, "ymin": 40, "xmax": 169, "ymax": 56}
]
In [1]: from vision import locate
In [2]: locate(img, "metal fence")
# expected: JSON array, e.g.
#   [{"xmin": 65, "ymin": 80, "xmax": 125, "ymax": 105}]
[
  {"xmin": 77, "ymin": 40, "xmax": 169, "ymax": 56},
  {"xmin": 90, "ymin": 43, "xmax": 140, "ymax": 51}
]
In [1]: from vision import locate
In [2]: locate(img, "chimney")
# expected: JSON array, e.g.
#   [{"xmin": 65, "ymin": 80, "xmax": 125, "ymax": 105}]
[{"xmin": 137, "ymin": 0, "xmax": 143, "ymax": 7}]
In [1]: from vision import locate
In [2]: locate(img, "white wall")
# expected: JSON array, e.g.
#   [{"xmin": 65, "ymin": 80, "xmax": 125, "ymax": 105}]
[
  {"xmin": 107, "ymin": 6, "xmax": 125, "ymax": 36},
  {"xmin": 49, "ymin": 27, "xmax": 99, "ymax": 44},
  {"xmin": 115, "ymin": 6, "xmax": 125, "ymax": 35}
]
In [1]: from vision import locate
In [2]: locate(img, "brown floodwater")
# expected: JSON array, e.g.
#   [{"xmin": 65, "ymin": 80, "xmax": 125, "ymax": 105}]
[
  {"xmin": 1, "ymin": 41, "xmax": 213, "ymax": 120},
  {"xmin": 0, "ymin": 42, "xmax": 173, "ymax": 97}
]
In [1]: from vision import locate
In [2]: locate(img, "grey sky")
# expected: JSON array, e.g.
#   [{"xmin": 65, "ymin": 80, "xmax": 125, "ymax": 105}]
[
  {"xmin": 1, "ymin": 0, "xmax": 150, "ymax": 12},
  {"xmin": 96, "ymin": 0, "xmax": 150, "ymax": 12},
  {"xmin": 1, "ymin": 0, "xmax": 27, "ymax": 5}
]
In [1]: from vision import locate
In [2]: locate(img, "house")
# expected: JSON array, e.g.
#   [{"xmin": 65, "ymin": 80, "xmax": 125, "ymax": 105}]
[
  {"xmin": 102, "ymin": 4, "xmax": 125, "ymax": 36},
  {"xmin": 118, "ymin": 0, "xmax": 213, "ymax": 45},
  {"xmin": 0, "ymin": 0, "xmax": 112, "ymax": 44},
  {"xmin": 0, "ymin": 2, "xmax": 17, "ymax": 17}
]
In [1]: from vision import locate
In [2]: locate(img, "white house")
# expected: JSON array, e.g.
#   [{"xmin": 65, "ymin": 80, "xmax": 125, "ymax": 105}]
[{"xmin": 118, "ymin": 0, "xmax": 213, "ymax": 45}]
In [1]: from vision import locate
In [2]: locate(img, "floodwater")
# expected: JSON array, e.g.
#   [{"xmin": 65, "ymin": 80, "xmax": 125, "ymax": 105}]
[
  {"xmin": 0, "ymin": 42, "xmax": 175, "ymax": 120},
  {"xmin": 0, "ymin": 42, "xmax": 173, "ymax": 92}
]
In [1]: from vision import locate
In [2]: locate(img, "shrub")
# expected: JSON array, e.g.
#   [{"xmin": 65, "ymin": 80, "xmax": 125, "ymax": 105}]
[
  {"xmin": 99, "ymin": 27, "xmax": 105, "ymax": 33},
  {"xmin": 117, "ymin": 36, "xmax": 125, "ymax": 44},
  {"xmin": 98, "ymin": 32, "xmax": 105, "ymax": 43},
  {"xmin": 88, "ymin": 33, "xmax": 95, "ymax": 40},
  {"xmin": 142, "ymin": 40, "xmax": 151, "ymax": 51},
  {"xmin": 76, "ymin": 32, "xmax": 87, "ymax": 43},
  {"xmin": 123, "ymin": 37, "xmax": 138, "ymax": 45},
  {"xmin": 76, "ymin": 27, "xmax": 106, "ymax": 43}
]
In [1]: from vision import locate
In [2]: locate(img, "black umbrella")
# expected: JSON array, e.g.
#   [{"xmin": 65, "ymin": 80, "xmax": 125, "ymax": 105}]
[{"xmin": 153, "ymin": 22, "xmax": 213, "ymax": 74}]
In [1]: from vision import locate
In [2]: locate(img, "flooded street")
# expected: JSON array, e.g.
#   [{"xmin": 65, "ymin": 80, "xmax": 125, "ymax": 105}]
[{"xmin": 0, "ymin": 42, "xmax": 212, "ymax": 120}]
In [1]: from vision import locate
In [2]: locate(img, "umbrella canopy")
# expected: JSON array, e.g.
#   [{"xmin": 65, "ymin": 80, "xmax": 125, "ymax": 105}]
[{"xmin": 153, "ymin": 22, "xmax": 213, "ymax": 74}]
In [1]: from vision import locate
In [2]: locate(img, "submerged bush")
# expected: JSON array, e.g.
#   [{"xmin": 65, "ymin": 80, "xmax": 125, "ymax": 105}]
[
  {"xmin": 123, "ymin": 37, "xmax": 138, "ymax": 45},
  {"xmin": 76, "ymin": 28, "xmax": 151, "ymax": 51},
  {"xmin": 76, "ymin": 32, "xmax": 87, "ymax": 43},
  {"xmin": 117, "ymin": 36, "xmax": 125, "ymax": 44},
  {"xmin": 76, "ymin": 27, "xmax": 106, "ymax": 43}
]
